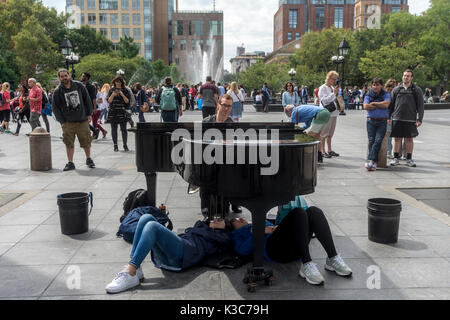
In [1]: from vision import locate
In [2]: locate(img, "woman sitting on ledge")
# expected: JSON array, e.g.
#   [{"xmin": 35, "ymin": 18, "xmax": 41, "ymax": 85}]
[{"xmin": 231, "ymin": 196, "xmax": 352, "ymax": 285}]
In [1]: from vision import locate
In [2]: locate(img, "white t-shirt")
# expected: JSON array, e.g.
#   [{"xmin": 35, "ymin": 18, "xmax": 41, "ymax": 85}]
[
  {"xmin": 98, "ymin": 91, "xmax": 109, "ymax": 110},
  {"xmin": 318, "ymin": 84, "xmax": 339, "ymax": 118},
  {"xmin": 227, "ymin": 90, "xmax": 244, "ymax": 103}
]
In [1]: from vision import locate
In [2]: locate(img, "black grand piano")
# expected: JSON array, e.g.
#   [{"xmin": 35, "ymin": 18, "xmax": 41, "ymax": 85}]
[{"xmin": 131, "ymin": 122, "xmax": 319, "ymax": 291}]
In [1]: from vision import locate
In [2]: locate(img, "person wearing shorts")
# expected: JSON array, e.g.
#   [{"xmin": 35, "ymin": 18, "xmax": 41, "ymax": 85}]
[
  {"xmin": 52, "ymin": 69, "xmax": 95, "ymax": 171},
  {"xmin": 285, "ymin": 105, "xmax": 331, "ymax": 163},
  {"xmin": 388, "ymin": 69, "xmax": 424, "ymax": 168}
]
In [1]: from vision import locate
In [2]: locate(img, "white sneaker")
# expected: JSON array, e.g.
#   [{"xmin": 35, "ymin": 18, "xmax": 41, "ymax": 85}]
[
  {"xmin": 299, "ymin": 262, "xmax": 325, "ymax": 285},
  {"xmin": 122, "ymin": 265, "xmax": 144, "ymax": 281},
  {"xmin": 105, "ymin": 271, "xmax": 140, "ymax": 294},
  {"xmin": 325, "ymin": 254, "xmax": 353, "ymax": 277},
  {"xmin": 406, "ymin": 159, "xmax": 417, "ymax": 167},
  {"xmin": 390, "ymin": 158, "xmax": 400, "ymax": 166}
]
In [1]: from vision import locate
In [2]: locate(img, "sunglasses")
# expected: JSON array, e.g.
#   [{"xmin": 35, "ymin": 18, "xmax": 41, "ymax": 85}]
[{"xmin": 220, "ymin": 103, "xmax": 233, "ymax": 108}]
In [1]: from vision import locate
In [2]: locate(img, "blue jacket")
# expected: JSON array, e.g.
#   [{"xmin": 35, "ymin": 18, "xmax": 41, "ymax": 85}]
[
  {"xmin": 232, "ymin": 221, "xmax": 274, "ymax": 262},
  {"xmin": 179, "ymin": 221, "xmax": 232, "ymax": 270},
  {"xmin": 364, "ymin": 89, "xmax": 391, "ymax": 119},
  {"xmin": 291, "ymin": 105, "xmax": 324, "ymax": 129}
]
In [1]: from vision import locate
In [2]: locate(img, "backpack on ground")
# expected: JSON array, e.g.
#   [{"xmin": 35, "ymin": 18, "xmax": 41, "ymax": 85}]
[
  {"xmin": 160, "ymin": 86, "xmax": 177, "ymax": 111},
  {"xmin": 116, "ymin": 206, "xmax": 173, "ymax": 243},
  {"xmin": 121, "ymin": 189, "xmax": 149, "ymax": 223}
]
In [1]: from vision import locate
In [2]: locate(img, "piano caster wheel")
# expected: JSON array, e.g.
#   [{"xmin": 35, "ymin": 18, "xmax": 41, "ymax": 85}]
[
  {"xmin": 247, "ymin": 283, "xmax": 257, "ymax": 293},
  {"xmin": 243, "ymin": 267, "xmax": 274, "ymax": 293}
]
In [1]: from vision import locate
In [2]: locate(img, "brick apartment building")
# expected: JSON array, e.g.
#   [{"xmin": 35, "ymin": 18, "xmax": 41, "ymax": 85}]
[{"xmin": 274, "ymin": 0, "xmax": 409, "ymax": 51}]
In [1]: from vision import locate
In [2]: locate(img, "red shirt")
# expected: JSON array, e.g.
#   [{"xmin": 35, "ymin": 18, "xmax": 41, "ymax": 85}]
[
  {"xmin": 29, "ymin": 86, "xmax": 43, "ymax": 114},
  {"xmin": 0, "ymin": 91, "xmax": 10, "ymax": 111}
]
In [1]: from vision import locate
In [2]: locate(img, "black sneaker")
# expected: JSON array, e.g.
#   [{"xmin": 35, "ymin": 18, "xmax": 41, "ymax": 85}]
[
  {"xmin": 114, "ymin": 145, "xmax": 119, "ymax": 152},
  {"xmin": 323, "ymin": 153, "xmax": 332, "ymax": 158},
  {"xmin": 93, "ymin": 129, "xmax": 100, "ymax": 140},
  {"xmin": 318, "ymin": 152, "xmax": 323, "ymax": 163},
  {"xmin": 86, "ymin": 158, "xmax": 96, "ymax": 169},
  {"xmin": 123, "ymin": 145, "xmax": 129, "ymax": 152},
  {"xmin": 63, "ymin": 162, "xmax": 76, "ymax": 171},
  {"xmin": 329, "ymin": 151, "xmax": 340, "ymax": 157}
]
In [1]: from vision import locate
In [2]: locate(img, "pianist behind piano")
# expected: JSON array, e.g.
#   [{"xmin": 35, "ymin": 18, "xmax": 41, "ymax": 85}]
[
  {"xmin": 106, "ymin": 216, "xmax": 232, "ymax": 294},
  {"xmin": 200, "ymin": 94, "xmax": 242, "ymax": 216},
  {"xmin": 230, "ymin": 201, "xmax": 352, "ymax": 286}
]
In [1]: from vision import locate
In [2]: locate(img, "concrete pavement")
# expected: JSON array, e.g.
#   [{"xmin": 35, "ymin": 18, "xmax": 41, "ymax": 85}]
[{"xmin": 0, "ymin": 107, "xmax": 449, "ymax": 300}]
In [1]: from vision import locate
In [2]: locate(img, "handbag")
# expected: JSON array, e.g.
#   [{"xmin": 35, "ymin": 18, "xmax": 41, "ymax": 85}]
[{"xmin": 321, "ymin": 100, "xmax": 337, "ymax": 113}]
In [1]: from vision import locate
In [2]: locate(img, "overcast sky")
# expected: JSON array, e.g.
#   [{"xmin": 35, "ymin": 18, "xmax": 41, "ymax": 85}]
[{"xmin": 43, "ymin": 0, "xmax": 431, "ymax": 71}]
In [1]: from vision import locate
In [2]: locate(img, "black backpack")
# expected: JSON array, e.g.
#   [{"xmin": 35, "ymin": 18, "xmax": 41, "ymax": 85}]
[
  {"xmin": 0, "ymin": 92, "xmax": 4, "ymax": 105},
  {"xmin": 120, "ymin": 189, "xmax": 149, "ymax": 223}
]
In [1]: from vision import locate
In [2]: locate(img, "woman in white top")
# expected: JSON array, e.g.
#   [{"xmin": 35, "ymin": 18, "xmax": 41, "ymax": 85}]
[
  {"xmin": 318, "ymin": 71, "xmax": 341, "ymax": 159},
  {"xmin": 98, "ymin": 84, "xmax": 110, "ymax": 124},
  {"xmin": 227, "ymin": 82, "xmax": 245, "ymax": 122}
]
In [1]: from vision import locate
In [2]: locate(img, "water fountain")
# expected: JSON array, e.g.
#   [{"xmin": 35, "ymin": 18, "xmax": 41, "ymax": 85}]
[{"xmin": 186, "ymin": 32, "xmax": 224, "ymax": 84}]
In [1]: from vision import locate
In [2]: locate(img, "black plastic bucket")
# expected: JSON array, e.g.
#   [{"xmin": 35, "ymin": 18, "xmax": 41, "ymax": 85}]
[
  {"xmin": 57, "ymin": 192, "xmax": 93, "ymax": 235},
  {"xmin": 368, "ymin": 198, "xmax": 402, "ymax": 244}
]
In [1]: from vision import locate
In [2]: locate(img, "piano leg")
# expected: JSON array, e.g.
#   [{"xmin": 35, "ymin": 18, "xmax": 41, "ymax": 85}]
[
  {"xmin": 145, "ymin": 172, "xmax": 157, "ymax": 207},
  {"xmin": 237, "ymin": 199, "xmax": 275, "ymax": 292}
]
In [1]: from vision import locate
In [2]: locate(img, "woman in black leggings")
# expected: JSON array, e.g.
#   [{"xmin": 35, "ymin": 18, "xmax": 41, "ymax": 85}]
[
  {"xmin": 231, "ymin": 207, "xmax": 352, "ymax": 285},
  {"xmin": 107, "ymin": 75, "xmax": 131, "ymax": 152}
]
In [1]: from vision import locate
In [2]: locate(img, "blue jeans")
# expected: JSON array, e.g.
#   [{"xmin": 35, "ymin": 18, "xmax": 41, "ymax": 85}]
[
  {"xmin": 100, "ymin": 109, "xmax": 108, "ymax": 121},
  {"xmin": 138, "ymin": 110, "xmax": 146, "ymax": 123},
  {"xmin": 367, "ymin": 119, "xmax": 387, "ymax": 162},
  {"xmin": 129, "ymin": 214, "xmax": 184, "ymax": 271}
]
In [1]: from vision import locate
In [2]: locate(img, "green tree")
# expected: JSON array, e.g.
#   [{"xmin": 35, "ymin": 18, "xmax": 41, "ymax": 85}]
[
  {"xmin": 118, "ymin": 36, "xmax": 140, "ymax": 59},
  {"xmin": 0, "ymin": 33, "xmax": 19, "ymax": 86},
  {"xmin": 151, "ymin": 59, "xmax": 170, "ymax": 86},
  {"xmin": 12, "ymin": 17, "xmax": 63, "ymax": 81},
  {"xmin": 66, "ymin": 26, "xmax": 113, "ymax": 57},
  {"xmin": 73, "ymin": 53, "xmax": 141, "ymax": 85},
  {"xmin": 237, "ymin": 61, "xmax": 290, "ymax": 94},
  {"xmin": 358, "ymin": 43, "xmax": 425, "ymax": 84}
]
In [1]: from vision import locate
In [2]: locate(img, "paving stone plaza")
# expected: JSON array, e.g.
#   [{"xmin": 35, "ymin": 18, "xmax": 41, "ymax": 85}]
[{"xmin": 0, "ymin": 107, "xmax": 449, "ymax": 300}]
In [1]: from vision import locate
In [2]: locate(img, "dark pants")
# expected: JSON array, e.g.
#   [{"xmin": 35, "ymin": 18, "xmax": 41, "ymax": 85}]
[
  {"xmin": 161, "ymin": 110, "xmax": 178, "ymax": 123},
  {"xmin": 92, "ymin": 110, "xmax": 106, "ymax": 133},
  {"xmin": 110, "ymin": 121, "xmax": 128, "ymax": 146},
  {"xmin": 262, "ymin": 97, "xmax": 269, "ymax": 112},
  {"xmin": 138, "ymin": 110, "xmax": 146, "ymax": 123},
  {"xmin": 367, "ymin": 119, "xmax": 387, "ymax": 162},
  {"xmin": 15, "ymin": 110, "xmax": 31, "ymax": 134},
  {"xmin": 202, "ymin": 106, "xmax": 216, "ymax": 119},
  {"xmin": 266, "ymin": 207, "xmax": 338, "ymax": 264},
  {"xmin": 41, "ymin": 114, "xmax": 50, "ymax": 133}
]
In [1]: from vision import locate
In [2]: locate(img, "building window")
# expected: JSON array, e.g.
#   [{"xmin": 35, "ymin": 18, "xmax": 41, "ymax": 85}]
[
  {"xmin": 133, "ymin": 28, "xmax": 141, "ymax": 40},
  {"xmin": 392, "ymin": 6, "xmax": 401, "ymax": 12},
  {"xmin": 180, "ymin": 39, "xmax": 186, "ymax": 50},
  {"xmin": 99, "ymin": 0, "xmax": 118, "ymax": 10},
  {"xmin": 314, "ymin": 7, "xmax": 325, "ymax": 30},
  {"xmin": 121, "ymin": 0, "xmax": 129, "ymax": 10},
  {"xmin": 191, "ymin": 39, "xmax": 196, "ymax": 50},
  {"xmin": 88, "ymin": 14, "xmax": 96, "ymax": 25},
  {"xmin": 111, "ymin": 28, "xmax": 119, "ymax": 40},
  {"xmin": 287, "ymin": 32, "xmax": 292, "ymax": 40},
  {"xmin": 80, "ymin": 13, "xmax": 85, "ymax": 24},
  {"xmin": 99, "ymin": 28, "xmax": 108, "ymax": 37},
  {"xmin": 174, "ymin": 21, "xmax": 183, "ymax": 36},
  {"xmin": 189, "ymin": 21, "xmax": 203, "ymax": 36},
  {"xmin": 295, "ymin": 33, "xmax": 300, "ymax": 39},
  {"xmin": 122, "ymin": 28, "xmax": 130, "ymax": 38},
  {"xmin": 199, "ymin": 39, "xmax": 204, "ymax": 50},
  {"xmin": 209, "ymin": 20, "xmax": 219, "ymax": 36},
  {"xmin": 109, "ymin": 14, "xmax": 118, "ymax": 25},
  {"xmin": 132, "ymin": 0, "xmax": 140, "ymax": 10},
  {"xmin": 289, "ymin": 9, "xmax": 298, "ymax": 29},
  {"xmin": 122, "ymin": 14, "xmax": 130, "ymax": 25},
  {"xmin": 76, "ymin": 0, "xmax": 84, "ymax": 9},
  {"xmin": 99, "ymin": 13, "xmax": 107, "ymax": 25},
  {"xmin": 334, "ymin": 7, "xmax": 344, "ymax": 28},
  {"xmin": 133, "ymin": 14, "xmax": 141, "ymax": 25},
  {"xmin": 87, "ymin": 0, "xmax": 96, "ymax": 9}
]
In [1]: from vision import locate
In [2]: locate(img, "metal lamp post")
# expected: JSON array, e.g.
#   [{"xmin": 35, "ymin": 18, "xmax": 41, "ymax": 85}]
[
  {"xmin": 289, "ymin": 68, "xmax": 296, "ymax": 82},
  {"xmin": 60, "ymin": 38, "xmax": 80, "ymax": 79},
  {"xmin": 444, "ymin": 75, "xmax": 449, "ymax": 94},
  {"xmin": 337, "ymin": 38, "xmax": 350, "ymax": 115}
]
